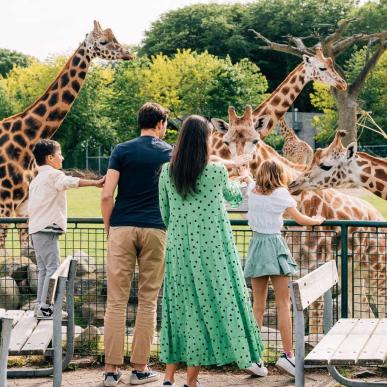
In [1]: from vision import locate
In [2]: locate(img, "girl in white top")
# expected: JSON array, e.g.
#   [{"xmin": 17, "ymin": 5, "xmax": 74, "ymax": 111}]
[{"xmin": 244, "ymin": 160, "xmax": 324, "ymax": 376}]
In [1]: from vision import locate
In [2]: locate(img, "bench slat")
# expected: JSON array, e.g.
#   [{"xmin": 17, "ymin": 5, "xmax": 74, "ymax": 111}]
[
  {"xmin": 330, "ymin": 319, "xmax": 379, "ymax": 365},
  {"xmin": 305, "ymin": 319, "xmax": 357, "ymax": 365},
  {"xmin": 357, "ymin": 319, "xmax": 387, "ymax": 365},
  {"xmin": 20, "ymin": 320, "xmax": 53, "ymax": 355},
  {"xmin": 291, "ymin": 260, "xmax": 338, "ymax": 311},
  {"xmin": 4, "ymin": 310, "xmax": 26, "ymax": 327},
  {"xmin": 8, "ymin": 311, "xmax": 37, "ymax": 355},
  {"xmin": 46, "ymin": 257, "xmax": 74, "ymax": 305}
]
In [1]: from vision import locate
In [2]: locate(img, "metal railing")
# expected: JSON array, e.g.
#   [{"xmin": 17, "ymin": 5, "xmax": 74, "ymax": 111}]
[{"xmin": 0, "ymin": 218, "xmax": 386, "ymax": 363}]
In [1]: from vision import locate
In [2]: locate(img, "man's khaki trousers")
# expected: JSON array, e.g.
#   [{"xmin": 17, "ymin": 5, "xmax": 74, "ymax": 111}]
[{"xmin": 104, "ymin": 226, "xmax": 166, "ymax": 365}]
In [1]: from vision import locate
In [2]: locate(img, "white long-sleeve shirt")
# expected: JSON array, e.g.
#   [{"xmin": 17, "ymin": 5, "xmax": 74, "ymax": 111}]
[{"xmin": 28, "ymin": 165, "xmax": 80, "ymax": 234}]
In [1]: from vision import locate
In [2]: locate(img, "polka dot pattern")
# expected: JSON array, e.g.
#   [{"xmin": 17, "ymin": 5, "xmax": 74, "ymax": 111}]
[{"xmin": 158, "ymin": 163, "xmax": 264, "ymax": 368}]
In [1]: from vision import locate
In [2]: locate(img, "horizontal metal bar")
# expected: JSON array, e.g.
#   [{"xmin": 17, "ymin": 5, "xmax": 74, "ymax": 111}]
[{"xmin": 0, "ymin": 217, "xmax": 386, "ymax": 228}]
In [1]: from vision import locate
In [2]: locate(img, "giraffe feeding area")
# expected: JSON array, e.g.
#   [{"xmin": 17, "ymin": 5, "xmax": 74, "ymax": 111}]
[{"xmin": 0, "ymin": 9, "xmax": 386, "ymax": 386}]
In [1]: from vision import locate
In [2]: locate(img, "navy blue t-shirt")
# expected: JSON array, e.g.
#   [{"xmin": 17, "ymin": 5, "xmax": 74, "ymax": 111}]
[{"xmin": 108, "ymin": 136, "xmax": 172, "ymax": 229}]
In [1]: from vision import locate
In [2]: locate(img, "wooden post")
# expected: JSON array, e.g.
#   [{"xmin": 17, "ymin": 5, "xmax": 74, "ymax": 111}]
[{"xmin": 0, "ymin": 317, "xmax": 13, "ymax": 387}]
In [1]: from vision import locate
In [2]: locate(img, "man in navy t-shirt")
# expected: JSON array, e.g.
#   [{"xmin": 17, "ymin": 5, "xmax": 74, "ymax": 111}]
[{"xmin": 101, "ymin": 102, "xmax": 172, "ymax": 386}]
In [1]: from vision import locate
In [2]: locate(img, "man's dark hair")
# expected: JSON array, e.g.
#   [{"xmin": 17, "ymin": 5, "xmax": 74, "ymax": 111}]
[
  {"xmin": 138, "ymin": 102, "xmax": 168, "ymax": 129},
  {"xmin": 170, "ymin": 115, "xmax": 212, "ymax": 198},
  {"xmin": 32, "ymin": 139, "xmax": 60, "ymax": 166}
]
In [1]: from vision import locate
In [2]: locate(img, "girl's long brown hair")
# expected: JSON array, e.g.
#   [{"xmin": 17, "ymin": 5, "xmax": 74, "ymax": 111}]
[
  {"xmin": 170, "ymin": 115, "xmax": 212, "ymax": 198},
  {"xmin": 255, "ymin": 160, "xmax": 288, "ymax": 195}
]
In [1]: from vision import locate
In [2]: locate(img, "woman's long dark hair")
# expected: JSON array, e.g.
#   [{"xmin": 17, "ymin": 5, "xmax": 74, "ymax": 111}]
[{"xmin": 170, "ymin": 115, "xmax": 212, "ymax": 198}]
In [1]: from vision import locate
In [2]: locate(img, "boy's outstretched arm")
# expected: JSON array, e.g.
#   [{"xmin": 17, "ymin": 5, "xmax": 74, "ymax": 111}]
[
  {"xmin": 79, "ymin": 176, "xmax": 105, "ymax": 187},
  {"xmin": 101, "ymin": 169, "xmax": 120, "ymax": 234}
]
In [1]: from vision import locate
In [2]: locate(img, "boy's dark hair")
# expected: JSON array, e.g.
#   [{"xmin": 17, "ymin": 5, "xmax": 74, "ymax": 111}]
[
  {"xmin": 32, "ymin": 139, "xmax": 60, "ymax": 166},
  {"xmin": 138, "ymin": 102, "xmax": 168, "ymax": 129}
]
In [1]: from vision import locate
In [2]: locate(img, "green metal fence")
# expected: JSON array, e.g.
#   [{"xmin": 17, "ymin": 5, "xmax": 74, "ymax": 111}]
[{"xmin": 0, "ymin": 218, "xmax": 386, "ymax": 363}]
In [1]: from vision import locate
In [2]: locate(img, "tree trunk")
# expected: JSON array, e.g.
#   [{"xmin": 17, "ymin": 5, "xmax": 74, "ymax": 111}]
[{"xmin": 334, "ymin": 91, "xmax": 358, "ymax": 146}]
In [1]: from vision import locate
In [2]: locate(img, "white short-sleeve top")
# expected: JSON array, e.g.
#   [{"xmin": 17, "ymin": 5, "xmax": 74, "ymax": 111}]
[{"xmin": 247, "ymin": 184, "xmax": 297, "ymax": 234}]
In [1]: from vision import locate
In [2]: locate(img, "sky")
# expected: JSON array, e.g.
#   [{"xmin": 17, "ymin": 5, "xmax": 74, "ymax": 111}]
[{"xmin": 0, "ymin": 0, "xmax": 255, "ymax": 60}]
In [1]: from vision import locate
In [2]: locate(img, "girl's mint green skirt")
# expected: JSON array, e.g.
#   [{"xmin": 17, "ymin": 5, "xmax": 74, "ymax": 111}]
[{"xmin": 244, "ymin": 232, "xmax": 298, "ymax": 278}]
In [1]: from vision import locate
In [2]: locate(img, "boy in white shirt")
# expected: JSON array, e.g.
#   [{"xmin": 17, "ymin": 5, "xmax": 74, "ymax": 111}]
[{"xmin": 28, "ymin": 139, "xmax": 104, "ymax": 319}]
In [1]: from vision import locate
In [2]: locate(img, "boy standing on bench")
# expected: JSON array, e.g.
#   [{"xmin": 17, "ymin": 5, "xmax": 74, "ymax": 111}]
[{"xmin": 28, "ymin": 139, "xmax": 105, "ymax": 319}]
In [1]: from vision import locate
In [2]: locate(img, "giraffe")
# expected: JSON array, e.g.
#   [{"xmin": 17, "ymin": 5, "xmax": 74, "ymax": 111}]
[
  {"xmin": 288, "ymin": 130, "xmax": 387, "ymax": 200},
  {"xmin": 278, "ymin": 118, "xmax": 313, "ymax": 165},
  {"xmin": 210, "ymin": 47, "xmax": 347, "ymax": 160},
  {"xmin": 211, "ymin": 106, "xmax": 386, "ymax": 336},
  {"xmin": 0, "ymin": 21, "xmax": 132, "ymax": 248}
]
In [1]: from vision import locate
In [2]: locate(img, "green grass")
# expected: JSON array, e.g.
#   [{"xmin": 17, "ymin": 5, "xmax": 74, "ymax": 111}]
[
  {"xmin": 67, "ymin": 188, "xmax": 387, "ymax": 220},
  {"xmin": 68, "ymin": 187, "xmax": 102, "ymax": 217},
  {"xmin": 362, "ymin": 194, "xmax": 387, "ymax": 219}
]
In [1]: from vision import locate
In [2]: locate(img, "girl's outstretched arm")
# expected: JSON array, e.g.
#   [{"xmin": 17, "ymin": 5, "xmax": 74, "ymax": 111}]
[{"xmin": 285, "ymin": 207, "xmax": 325, "ymax": 226}]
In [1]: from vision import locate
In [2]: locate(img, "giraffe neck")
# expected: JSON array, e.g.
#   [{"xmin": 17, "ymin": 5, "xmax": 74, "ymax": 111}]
[
  {"xmin": 356, "ymin": 152, "xmax": 387, "ymax": 199},
  {"xmin": 279, "ymin": 120, "xmax": 296, "ymax": 141},
  {"xmin": 254, "ymin": 63, "xmax": 307, "ymax": 139},
  {"xmin": 1, "ymin": 42, "xmax": 91, "ymax": 142}
]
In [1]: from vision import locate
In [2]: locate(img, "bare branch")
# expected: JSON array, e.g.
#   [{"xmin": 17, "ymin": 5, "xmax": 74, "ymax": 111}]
[
  {"xmin": 324, "ymin": 17, "xmax": 358, "ymax": 47},
  {"xmin": 249, "ymin": 29, "xmax": 314, "ymax": 57},
  {"xmin": 332, "ymin": 31, "xmax": 387, "ymax": 56},
  {"xmin": 350, "ymin": 38, "xmax": 387, "ymax": 96}
]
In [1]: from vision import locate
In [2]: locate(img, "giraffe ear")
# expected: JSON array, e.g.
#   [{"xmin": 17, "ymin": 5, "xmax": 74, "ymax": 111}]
[
  {"xmin": 211, "ymin": 118, "xmax": 229, "ymax": 133},
  {"xmin": 346, "ymin": 142, "xmax": 357, "ymax": 159},
  {"xmin": 254, "ymin": 115, "xmax": 270, "ymax": 132}
]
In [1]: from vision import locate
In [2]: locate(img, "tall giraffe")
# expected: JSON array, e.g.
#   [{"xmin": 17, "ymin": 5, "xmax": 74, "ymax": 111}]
[
  {"xmin": 212, "ymin": 106, "xmax": 386, "ymax": 334},
  {"xmin": 0, "ymin": 21, "xmax": 132, "ymax": 247},
  {"xmin": 288, "ymin": 131, "xmax": 387, "ymax": 200},
  {"xmin": 278, "ymin": 118, "xmax": 313, "ymax": 165},
  {"xmin": 211, "ymin": 48, "xmax": 347, "ymax": 160}
]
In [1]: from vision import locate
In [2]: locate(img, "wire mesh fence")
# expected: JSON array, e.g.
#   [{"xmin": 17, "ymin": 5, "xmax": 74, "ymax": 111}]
[{"xmin": 0, "ymin": 218, "xmax": 386, "ymax": 363}]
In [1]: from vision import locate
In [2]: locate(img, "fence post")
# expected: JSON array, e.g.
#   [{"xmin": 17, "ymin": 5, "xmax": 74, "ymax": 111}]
[
  {"xmin": 340, "ymin": 224, "xmax": 348, "ymax": 318},
  {"xmin": 0, "ymin": 317, "xmax": 13, "ymax": 387}
]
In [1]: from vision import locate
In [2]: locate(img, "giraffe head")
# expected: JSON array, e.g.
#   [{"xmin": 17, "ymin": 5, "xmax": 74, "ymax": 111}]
[
  {"xmin": 288, "ymin": 130, "xmax": 358, "ymax": 194},
  {"xmin": 303, "ymin": 47, "xmax": 347, "ymax": 90},
  {"xmin": 84, "ymin": 21, "xmax": 133, "ymax": 60},
  {"xmin": 211, "ymin": 105, "xmax": 269, "ymax": 158}
]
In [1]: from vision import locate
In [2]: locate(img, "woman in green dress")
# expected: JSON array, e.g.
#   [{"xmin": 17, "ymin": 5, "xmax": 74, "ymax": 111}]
[{"xmin": 159, "ymin": 115, "xmax": 265, "ymax": 387}]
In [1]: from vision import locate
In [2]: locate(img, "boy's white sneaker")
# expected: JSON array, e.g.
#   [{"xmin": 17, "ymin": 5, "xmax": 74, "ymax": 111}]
[
  {"xmin": 245, "ymin": 361, "xmax": 268, "ymax": 377},
  {"xmin": 275, "ymin": 353, "xmax": 295, "ymax": 377}
]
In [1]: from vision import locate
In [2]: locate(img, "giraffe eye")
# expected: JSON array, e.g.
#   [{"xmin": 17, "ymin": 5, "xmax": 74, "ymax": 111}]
[
  {"xmin": 100, "ymin": 40, "xmax": 108, "ymax": 45},
  {"xmin": 319, "ymin": 67, "xmax": 327, "ymax": 71},
  {"xmin": 319, "ymin": 163, "xmax": 332, "ymax": 171},
  {"xmin": 252, "ymin": 139, "xmax": 258, "ymax": 145},
  {"xmin": 224, "ymin": 141, "xmax": 230, "ymax": 146}
]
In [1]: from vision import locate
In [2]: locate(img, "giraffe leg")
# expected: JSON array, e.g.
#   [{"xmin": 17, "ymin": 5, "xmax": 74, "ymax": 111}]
[
  {"xmin": 14, "ymin": 200, "xmax": 33, "ymax": 258},
  {"xmin": 0, "ymin": 207, "xmax": 12, "ymax": 249}
]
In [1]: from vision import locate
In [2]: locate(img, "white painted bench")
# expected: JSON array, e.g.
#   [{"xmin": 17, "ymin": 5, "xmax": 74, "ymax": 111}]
[
  {"xmin": 291, "ymin": 260, "xmax": 387, "ymax": 387},
  {"xmin": 0, "ymin": 257, "xmax": 77, "ymax": 387}
]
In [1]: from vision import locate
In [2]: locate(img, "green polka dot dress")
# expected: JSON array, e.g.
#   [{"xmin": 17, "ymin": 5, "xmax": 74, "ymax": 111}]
[{"xmin": 158, "ymin": 163, "xmax": 264, "ymax": 368}]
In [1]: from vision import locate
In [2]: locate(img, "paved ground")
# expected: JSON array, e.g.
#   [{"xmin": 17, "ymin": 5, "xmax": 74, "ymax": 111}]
[{"xmin": 7, "ymin": 366, "xmax": 339, "ymax": 387}]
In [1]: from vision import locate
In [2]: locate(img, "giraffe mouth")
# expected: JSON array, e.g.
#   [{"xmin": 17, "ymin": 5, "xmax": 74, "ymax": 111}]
[{"xmin": 337, "ymin": 81, "xmax": 348, "ymax": 91}]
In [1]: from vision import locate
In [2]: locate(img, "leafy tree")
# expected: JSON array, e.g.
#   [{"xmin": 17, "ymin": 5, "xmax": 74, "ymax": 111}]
[
  {"xmin": 140, "ymin": 0, "xmax": 356, "ymax": 110},
  {"xmin": 312, "ymin": 50, "xmax": 387, "ymax": 146},
  {"xmin": 108, "ymin": 50, "xmax": 268, "ymax": 142},
  {"xmin": 0, "ymin": 48, "xmax": 30, "ymax": 77}
]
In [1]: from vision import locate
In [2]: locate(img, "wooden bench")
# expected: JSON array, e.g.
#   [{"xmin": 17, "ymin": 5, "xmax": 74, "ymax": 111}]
[
  {"xmin": 291, "ymin": 260, "xmax": 387, "ymax": 387},
  {"xmin": 0, "ymin": 257, "xmax": 77, "ymax": 387}
]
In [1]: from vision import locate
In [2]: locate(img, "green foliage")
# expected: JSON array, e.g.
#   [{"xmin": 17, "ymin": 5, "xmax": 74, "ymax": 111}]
[
  {"xmin": 311, "ymin": 51, "xmax": 387, "ymax": 146},
  {"xmin": 0, "ymin": 48, "xmax": 30, "ymax": 78},
  {"xmin": 1, "ymin": 50, "xmax": 267, "ymax": 166},
  {"xmin": 108, "ymin": 50, "xmax": 268, "ymax": 141},
  {"xmin": 140, "ymin": 0, "xmax": 356, "ymax": 110}
]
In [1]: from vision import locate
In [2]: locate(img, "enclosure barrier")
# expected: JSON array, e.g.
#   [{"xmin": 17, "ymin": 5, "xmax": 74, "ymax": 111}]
[{"xmin": 0, "ymin": 218, "xmax": 386, "ymax": 364}]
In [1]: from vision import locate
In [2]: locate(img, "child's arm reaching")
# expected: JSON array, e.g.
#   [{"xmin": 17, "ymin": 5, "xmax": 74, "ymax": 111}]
[
  {"xmin": 79, "ymin": 176, "xmax": 105, "ymax": 188},
  {"xmin": 285, "ymin": 207, "xmax": 325, "ymax": 226}
]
